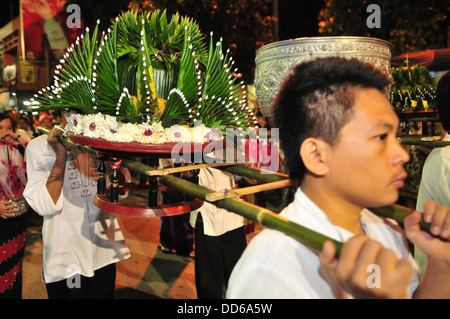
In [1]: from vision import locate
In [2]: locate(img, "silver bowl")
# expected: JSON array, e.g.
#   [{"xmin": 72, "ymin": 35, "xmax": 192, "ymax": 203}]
[{"xmin": 254, "ymin": 36, "xmax": 393, "ymax": 118}]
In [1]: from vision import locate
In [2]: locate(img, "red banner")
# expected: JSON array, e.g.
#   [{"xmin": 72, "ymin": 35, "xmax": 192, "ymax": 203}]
[{"xmin": 21, "ymin": 0, "xmax": 82, "ymax": 61}]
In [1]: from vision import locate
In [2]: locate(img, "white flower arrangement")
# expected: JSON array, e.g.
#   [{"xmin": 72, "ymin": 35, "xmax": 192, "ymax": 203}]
[
  {"xmin": 165, "ymin": 125, "xmax": 193, "ymax": 143},
  {"xmin": 65, "ymin": 113, "xmax": 84, "ymax": 135},
  {"xmin": 64, "ymin": 113, "xmax": 224, "ymax": 144}
]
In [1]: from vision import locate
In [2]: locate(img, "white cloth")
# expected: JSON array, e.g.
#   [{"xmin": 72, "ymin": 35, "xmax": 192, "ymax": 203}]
[
  {"xmin": 189, "ymin": 167, "xmax": 244, "ymax": 236},
  {"xmin": 23, "ymin": 135, "xmax": 130, "ymax": 283},
  {"xmin": 415, "ymin": 133, "xmax": 450, "ymax": 278},
  {"xmin": 416, "ymin": 133, "xmax": 450, "ymax": 211},
  {"xmin": 227, "ymin": 188, "xmax": 419, "ymax": 299}
]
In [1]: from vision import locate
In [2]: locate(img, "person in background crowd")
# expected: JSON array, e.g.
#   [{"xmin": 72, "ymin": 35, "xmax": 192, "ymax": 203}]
[
  {"xmin": 33, "ymin": 112, "xmax": 54, "ymax": 137},
  {"xmin": 24, "ymin": 112, "xmax": 130, "ymax": 299},
  {"xmin": 158, "ymin": 158, "xmax": 195, "ymax": 256},
  {"xmin": 415, "ymin": 71, "xmax": 450, "ymax": 278},
  {"xmin": 50, "ymin": 110, "xmax": 62, "ymax": 127},
  {"xmin": 38, "ymin": 112, "xmax": 54, "ymax": 129},
  {"xmin": 227, "ymin": 57, "xmax": 450, "ymax": 299},
  {"xmin": 191, "ymin": 164, "xmax": 247, "ymax": 299},
  {"xmin": 0, "ymin": 113, "xmax": 28, "ymax": 298},
  {"xmin": 17, "ymin": 115, "xmax": 34, "ymax": 140}
]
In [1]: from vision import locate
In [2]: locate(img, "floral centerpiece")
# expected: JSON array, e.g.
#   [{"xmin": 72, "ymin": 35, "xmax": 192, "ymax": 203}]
[{"xmin": 31, "ymin": 10, "xmax": 256, "ymax": 144}]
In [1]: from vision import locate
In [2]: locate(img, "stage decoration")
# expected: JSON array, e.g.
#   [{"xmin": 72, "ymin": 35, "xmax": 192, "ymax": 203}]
[
  {"xmin": 390, "ymin": 65, "xmax": 436, "ymax": 111},
  {"xmin": 31, "ymin": 10, "xmax": 256, "ymax": 144}
]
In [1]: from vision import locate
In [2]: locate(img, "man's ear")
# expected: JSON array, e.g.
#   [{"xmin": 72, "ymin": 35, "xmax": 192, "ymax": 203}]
[{"xmin": 299, "ymin": 138, "xmax": 329, "ymax": 176}]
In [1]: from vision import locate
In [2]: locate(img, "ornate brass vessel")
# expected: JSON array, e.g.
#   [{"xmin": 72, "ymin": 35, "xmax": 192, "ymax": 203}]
[{"xmin": 254, "ymin": 36, "xmax": 393, "ymax": 118}]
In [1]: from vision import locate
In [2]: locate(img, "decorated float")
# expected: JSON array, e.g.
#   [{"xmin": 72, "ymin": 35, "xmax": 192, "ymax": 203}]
[{"xmin": 31, "ymin": 10, "xmax": 436, "ymax": 256}]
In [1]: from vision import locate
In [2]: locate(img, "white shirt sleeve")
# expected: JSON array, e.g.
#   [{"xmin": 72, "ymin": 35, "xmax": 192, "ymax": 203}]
[
  {"xmin": 416, "ymin": 147, "xmax": 450, "ymax": 211},
  {"xmin": 23, "ymin": 136, "xmax": 64, "ymax": 216}
]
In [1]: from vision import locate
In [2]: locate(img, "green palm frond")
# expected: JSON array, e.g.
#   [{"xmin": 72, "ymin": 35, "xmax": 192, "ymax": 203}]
[
  {"xmin": 162, "ymin": 30, "xmax": 201, "ymax": 120},
  {"xmin": 32, "ymin": 23, "xmax": 101, "ymax": 112},
  {"xmin": 195, "ymin": 35, "xmax": 251, "ymax": 131}
]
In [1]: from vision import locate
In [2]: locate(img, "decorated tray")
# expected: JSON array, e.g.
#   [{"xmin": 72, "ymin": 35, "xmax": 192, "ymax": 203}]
[
  {"xmin": 94, "ymin": 182, "xmax": 203, "ymax": 217},
  {"xmin": 67, "ymin": 132, "xmax": 221, "ymax": 158},
  {"xmin": 94, "ymin": 194, "xmax": 203, "ymax": 217}
]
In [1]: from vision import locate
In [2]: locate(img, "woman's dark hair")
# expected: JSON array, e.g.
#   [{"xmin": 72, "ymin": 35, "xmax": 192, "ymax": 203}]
[
  {"xmin": 272, "ymin": 57, "xmax": 391, "ymax": 185},
  {"xmin": 0, "ymin": 113, "xmax": 17, "ymax": 133},
  {"xmin": 437, "ymin": 71, "xmax": 450, "ymax": 132}
]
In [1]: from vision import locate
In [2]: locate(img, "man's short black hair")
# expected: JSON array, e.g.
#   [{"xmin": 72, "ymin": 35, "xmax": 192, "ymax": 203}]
[
  {"xmin": 272, "ymin": 57, "xmax": 391, "ymax": 185},
  {"xmin": 437, "ymin": 71, "xmax": 450, "ymax": 132}
]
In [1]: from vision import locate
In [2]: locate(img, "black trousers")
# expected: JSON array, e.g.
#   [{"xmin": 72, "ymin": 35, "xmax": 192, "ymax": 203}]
[
  {"xmin": 45, "ymin": 263, "xmax": 116, "ymax": 299},
  {"xmin": 160, "ymin": 214, "xmax": 194, "ymax": 255},
  {"xmin": 194, "ymin": 214, "xmax": 247, "ymax": 299}
]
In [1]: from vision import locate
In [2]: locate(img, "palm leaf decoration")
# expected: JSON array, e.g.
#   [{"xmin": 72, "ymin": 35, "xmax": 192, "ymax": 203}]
[
  {"xmin": 32, "ymin": 22, "xmax": 100, "ymax": 112},
  {"xmin": 31, "ymin": 9, "xmax": 255, "ymax": 136},
  {"xmin": 196, "ymin": 35, "xmax": 249, "ymax": 130}
]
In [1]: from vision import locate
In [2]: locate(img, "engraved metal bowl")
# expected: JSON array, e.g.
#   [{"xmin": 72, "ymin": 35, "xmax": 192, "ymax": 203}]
[
  {"xmin": 254, "ymin": 36, "xmax": 393, "ymax": 118},
  {"xmin": 9, "ymin": 197, "xmax": 29, "ymax": 217}
]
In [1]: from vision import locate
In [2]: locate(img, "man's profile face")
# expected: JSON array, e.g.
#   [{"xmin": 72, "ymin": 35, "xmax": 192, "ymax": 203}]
[{"xmin": 325, "ymin": 88, "xmax": 410, "ymax": 208}]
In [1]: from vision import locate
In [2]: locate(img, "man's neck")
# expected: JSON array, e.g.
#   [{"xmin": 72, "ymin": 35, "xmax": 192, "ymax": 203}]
[{"xmin": 301, "ymin": 177, "xmax": 364, "ymax": 235}]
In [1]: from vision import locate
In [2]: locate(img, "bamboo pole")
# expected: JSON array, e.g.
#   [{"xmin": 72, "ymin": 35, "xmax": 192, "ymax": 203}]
[
  {"xmin": 158, "ymin": 173, "xmax": 343, "ymax": 254},
  {"xmin": 36, "ymin": 126, "xmax": 441, "ymax": 253},
  {"xmin": 36, "ymin": 126, "xmax": 342, "ymax": 254},
  {"xmin": 140, "ymin": 162, "xmax": 236, "ymax": 176},
  {"xmin": 37, "ymin": 127, "xmax": 99, "ymax": 155},
  {"xmin": 218, "ymin": 163, "xmax": 290, "ymax": 183},
  {"xmin": 369, "ymin": 204, "xmax": 431, "ymax": 233},
  {"xmin": 399, "ymin": 136, "xmax": 450, "ymax": 148},
  {"xmin": 205, "ymin": 179, "xmax": 292, "ymax": 202}
]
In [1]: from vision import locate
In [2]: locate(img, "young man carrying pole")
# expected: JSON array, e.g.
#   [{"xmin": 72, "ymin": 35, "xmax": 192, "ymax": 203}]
[{"xmin": 227, "ymin": 57, "xmax": 450, "ymax": 299}]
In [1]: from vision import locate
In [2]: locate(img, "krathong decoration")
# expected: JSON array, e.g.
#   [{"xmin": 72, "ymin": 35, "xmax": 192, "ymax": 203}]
[
  {"xmin": 31, "ymin": 10, "xmax": 256, "ymax": 144},
  {"xmin": 390, "ymin": 65, "xmax": 436, "ymax": 111}
]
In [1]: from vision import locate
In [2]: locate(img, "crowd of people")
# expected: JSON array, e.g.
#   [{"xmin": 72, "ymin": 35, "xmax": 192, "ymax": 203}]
[{"xmin": 1, "ymin": 58, "xmax": 450, "ymax": 300}]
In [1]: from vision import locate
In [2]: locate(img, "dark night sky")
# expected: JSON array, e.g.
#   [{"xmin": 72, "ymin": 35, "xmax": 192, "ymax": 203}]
[
  {"xmin": 1, "ymin": 0, "xmax": 324, "ymax": 38},
  {"xmin": 278, "ymin": 0, "xmax": 324, "ymax": 40},
  {"xmin": 0, "ymin": 0, "xmax": 18, "ymax": 28}
]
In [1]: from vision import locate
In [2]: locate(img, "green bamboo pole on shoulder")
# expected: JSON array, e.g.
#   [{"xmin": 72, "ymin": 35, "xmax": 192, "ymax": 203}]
[
  {"xmin": 368, "ymin": 204, "xmax": 431, "ymax": 233},
  {"xmin": 36, "ymin": 126, "xmax": 343, "ymax": 254},
  {"xmin": 158, "ymin": 173, "xmax": 344, "ymax": 255},
  {"xmin": 36, "ymin": 126, "xmax": 438, "ymax": 255}
]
